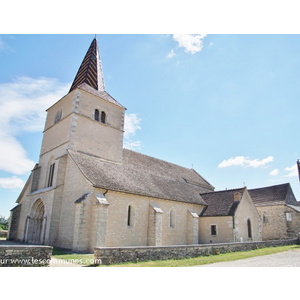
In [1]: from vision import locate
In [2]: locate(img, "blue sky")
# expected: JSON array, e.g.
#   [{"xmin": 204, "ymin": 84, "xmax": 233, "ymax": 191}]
[{"xmin": 0, "ymin": 34, "xmax": 300, "ymax": 218}]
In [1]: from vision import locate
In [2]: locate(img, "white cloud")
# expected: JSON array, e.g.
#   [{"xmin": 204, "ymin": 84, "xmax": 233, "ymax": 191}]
[
  {"xmin": 124, "ymin": 113, "xmax": 141, "ymax": 138},
  {"xmin": 167, "ymin": 49, "xmax": 176, "ymax": 58},
  {"xmin": 124, "ymin": 140, "xmax": 142, "ymax": 151},
  {"xmin": 269, "ymin": 169, "xmax": 279, "ymax": 176},
  {"xmin": 218, "ymin": 156, "xmax": 274, "ymax": 168},
  {"xmin": 0, "ymin": 76, "xmax": 69, "ymax": 133},
  {"xmin": 0, "ymin": 176, "xmax": 25, "ymax": 189},
  {"xmin": 0, "ymin": 134, "xmax": 34, "ymax": 174},
  {"xmin": 172, "ymin": 34, "xmax": 207, "ymax": 54},
  {"xmin": 124, "ymin": 113, "xmax": 142, "ymax": 150},
  {"xmin": 248, "ymin": 156, "xmax": 274, "ymax": 168},
  {"xmin": 284, "ymin": 164, "xmax": 298, "ymax": 177},
  {"xmin": 0, "ymin": 76, "xmax": 69, "ymax": 176}
]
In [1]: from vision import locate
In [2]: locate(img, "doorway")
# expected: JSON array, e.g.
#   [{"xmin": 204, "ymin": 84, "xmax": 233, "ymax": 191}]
[{"xmin": 24, "ymin": 199, "xmax": 46, "ymax": 244}]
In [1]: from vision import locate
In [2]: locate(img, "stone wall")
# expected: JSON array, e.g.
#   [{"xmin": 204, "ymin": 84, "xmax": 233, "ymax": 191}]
[
  {"xmin": 94, "ymin": 239, "xmax": 298, "ymax": 265},
  {"xmin": 0, "ymin": 245, "xmax": 53, "ymax": 267},
  {"xmin": 257, "ymin": 205, "xmax": 300, "ymax": 240}
]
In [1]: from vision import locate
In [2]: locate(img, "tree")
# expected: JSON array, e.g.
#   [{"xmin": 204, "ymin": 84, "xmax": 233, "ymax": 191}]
[{"xmin": 0, "ymin": 215, "xmax": 9, "ymax": 230}]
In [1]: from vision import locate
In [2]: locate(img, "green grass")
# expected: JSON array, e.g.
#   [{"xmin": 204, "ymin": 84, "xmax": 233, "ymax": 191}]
[
  {"xmin": 51, "ymin": 248, "xmax": 95, "ymax": 266},
  {"xmin": 111, "ymin": 245, "xmax": 299, "ymax": 267},
  {"xmin": 51, "ymin": 245, "xmax": 300, "ymax": 267}
]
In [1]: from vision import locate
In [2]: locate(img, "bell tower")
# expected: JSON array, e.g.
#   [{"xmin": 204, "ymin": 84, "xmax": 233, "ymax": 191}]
[{"xmin": 39, "ymin": 37, "xmax": 126, "ymax": 165}]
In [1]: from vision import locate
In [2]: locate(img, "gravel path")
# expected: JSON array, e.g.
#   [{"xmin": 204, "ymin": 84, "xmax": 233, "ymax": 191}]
[{"xmin": 195, "ymin": 249, "xmax": 300, "ymax": 267}]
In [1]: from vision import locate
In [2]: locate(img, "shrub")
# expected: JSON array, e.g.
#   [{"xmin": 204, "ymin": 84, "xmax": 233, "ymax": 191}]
[
  {"xmin": 0, "ymin": 215, "xmax": 9, "ymax": 230},
  {"xmin": 213, "ymin": 248, "xmax": 220, "ymax": 255}
]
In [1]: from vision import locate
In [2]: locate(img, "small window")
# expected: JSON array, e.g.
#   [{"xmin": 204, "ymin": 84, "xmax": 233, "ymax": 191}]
[
  {"xmin": 286, "ymin": 213, "xmax": 292, "ymax": 222},
  {"xmin": 170, "ymin": 208, "xmax": 175, "ymax": 228},
  {"xmin": 211, "ymin": 225, "xmax": 217, "ymax": 236},
  {"xmin": 101, "ymin": 111, "xmax": 106, "ymax": 123},
  {"xmin": 247, "ymin": 219, "xmax": 252, "ymax": 238},
  {"xmin": 263, "ymin": 215, "xmax": 268, "ymax": 223},
  {"xmin": 127, "ymin": 204, "xmax": 133, "ymax": 227},
  {"xmin": 47, "ymin": 163, "xmax": 55, "ymax": 187},
  {"xmin": 94, "ymin": 109, "xmax": 100, "ymax": 121},
  {"xmin": 54, "ymin": 109, "xmax": 62, "ymax": 124}
]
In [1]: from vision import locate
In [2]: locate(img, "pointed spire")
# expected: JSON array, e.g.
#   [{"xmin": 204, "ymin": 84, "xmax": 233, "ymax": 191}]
[{"xmin": 69, "ymin": 37, "xmax": 105, "ymax": 93}]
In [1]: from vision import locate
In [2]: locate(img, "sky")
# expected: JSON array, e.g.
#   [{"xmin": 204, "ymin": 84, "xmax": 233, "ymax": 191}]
[{"xmin": 0, "ymin": 34, "xmax": 300, "ymax": 218}]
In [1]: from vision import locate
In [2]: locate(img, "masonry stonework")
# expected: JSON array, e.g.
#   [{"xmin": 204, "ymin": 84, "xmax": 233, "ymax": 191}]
[
  {"xmin": 257, "ymin": 205, "xmax": 300, "ymax": 240},
  {"xmin": 0, "ymin": 245, "xmax": 53, "ymax": 267},
  {"xmin": 94, "ymin": 239, "xmax": 298, "ymax": 265}
]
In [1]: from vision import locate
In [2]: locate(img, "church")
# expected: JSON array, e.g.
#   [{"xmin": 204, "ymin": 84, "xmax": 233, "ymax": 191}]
[{"xmin": 7, "ymin": 37, "xmax": 298, "ymax": 252}]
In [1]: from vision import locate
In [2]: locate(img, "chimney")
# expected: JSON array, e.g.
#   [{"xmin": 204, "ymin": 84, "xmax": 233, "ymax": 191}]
[{"xmin": 233, "ymin": 191, "xmax": 242, "ymax": 201}]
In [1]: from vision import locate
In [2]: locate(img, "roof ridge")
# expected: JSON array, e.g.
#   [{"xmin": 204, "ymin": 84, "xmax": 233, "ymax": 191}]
[
  {"xmin": 201, "ymin": 187, "xmax": 245, "ymax": 196},
  {"xmin": 123, "ymin": 148, "xmax": 204, "ymax": 173},
  {"xmin": 248, "ymin": 183, "xmax": 290, "ymax": 192}
]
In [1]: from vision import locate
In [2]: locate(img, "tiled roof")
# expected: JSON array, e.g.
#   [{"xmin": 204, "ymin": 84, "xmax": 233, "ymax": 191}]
[
  {"xmin": 69, "ymin": 38, "xmax": 105, "ymax": 93},
  {"xmin": 248, "ymin": 183, "xmax": 298, "ymax": 207},
  {"xmin": 68, "ymin": 149, "xmax": 214, "ymax": 205},
  {"xmin": 200, "ymin": 188, "xmax": 245, "ymax": 216}
]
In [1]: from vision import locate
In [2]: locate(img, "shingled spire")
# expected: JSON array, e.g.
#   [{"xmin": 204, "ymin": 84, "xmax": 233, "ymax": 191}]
[{"xmin": 69, "ymin": 37, "xmax": 105, "ymax": 93}]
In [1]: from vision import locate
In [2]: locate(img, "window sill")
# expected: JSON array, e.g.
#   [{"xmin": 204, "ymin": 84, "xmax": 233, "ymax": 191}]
[{"xmin": 30, "ymin": 186, "xmax": 55, "ymax": 195}]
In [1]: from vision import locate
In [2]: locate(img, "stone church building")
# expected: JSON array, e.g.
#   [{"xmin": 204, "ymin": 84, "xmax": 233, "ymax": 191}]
[
  {"xmin": 249, "ymin": 183, "xmax": 300, "ymax": 241},
  {"xmin": 7, "ymin": 38, "xmax": 299, "ymax": 252}
]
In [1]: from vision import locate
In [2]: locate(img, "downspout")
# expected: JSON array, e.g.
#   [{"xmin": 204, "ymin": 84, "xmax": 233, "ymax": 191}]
[{"xmin": 233, "ymin": 215, "xmax": 236, "ymax": 242}]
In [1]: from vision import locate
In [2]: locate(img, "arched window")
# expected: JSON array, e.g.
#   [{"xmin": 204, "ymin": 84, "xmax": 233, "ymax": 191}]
[
  {"xmin": 94, "ymin": 109, "xmax": 100, "ymax": 121},
  {"xmin": 101, "ymin": 111, "xmax": 106, "ymax": 123},
  {"xmin": 247, "ymin": 219, "xmax": 252, "ymax": 238},
  {"xmin": 54, "ymin": 109, "xmax": 62, "ymax": 124},
  {"xmin": 47, "ymin": 156, "xmax": 55, "ymax": 188},
  {"xmin": 127, "ymin": 204, "xmax": 133, "ymax": 227},
  {"xmin": 47, "ymin": 163, "xmax": 55, "ymax": 187},
  {"xmin": 170, "ymin": 208, "xmax": 175, "ymax": 228}
]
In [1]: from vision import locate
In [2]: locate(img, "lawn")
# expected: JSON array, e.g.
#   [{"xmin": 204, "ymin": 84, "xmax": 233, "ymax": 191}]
[
  {"xmin": 51, "ymin": 248, "xmax": 95, "ymax": 266},
  {"xmin": 51, "ymin": 244, "xmax": 300, "ymax": 267}
]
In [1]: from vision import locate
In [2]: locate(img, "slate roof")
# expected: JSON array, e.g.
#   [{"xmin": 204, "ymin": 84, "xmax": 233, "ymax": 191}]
[
  {"xmin": 68, "ymin": 149, "xmax": 214, "ymax": 205},
  {"xmin": 200, "ymin": 188, "xmax": 245, "ymax": 217},
  {"xmin": 248, "ymin": 183, "xmax": 299, "ymax": 207}
]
